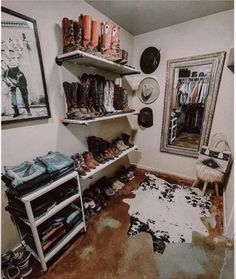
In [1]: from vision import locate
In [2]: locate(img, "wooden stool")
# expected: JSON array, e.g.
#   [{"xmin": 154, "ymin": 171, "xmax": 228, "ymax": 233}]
[{"xmin": 192, "ymin": 163, "xmax": 224, "ymax": 196}]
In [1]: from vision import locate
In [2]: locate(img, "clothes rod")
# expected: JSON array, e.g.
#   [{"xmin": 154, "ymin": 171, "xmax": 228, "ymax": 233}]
[{"xmin": 178, "ymin": 77, "xmax": 209, "ymax": 80}]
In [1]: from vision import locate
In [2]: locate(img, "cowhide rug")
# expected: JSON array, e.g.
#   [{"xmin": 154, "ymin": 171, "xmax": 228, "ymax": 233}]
[{"xmin": 123, "ymin": 173, "xmax": 212, "ymax": 254}]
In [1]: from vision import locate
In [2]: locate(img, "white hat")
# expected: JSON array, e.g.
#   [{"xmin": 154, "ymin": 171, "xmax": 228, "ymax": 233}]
[{"xmin": 137, "ymin": 77, "xmax": 160, "ymax": 104}]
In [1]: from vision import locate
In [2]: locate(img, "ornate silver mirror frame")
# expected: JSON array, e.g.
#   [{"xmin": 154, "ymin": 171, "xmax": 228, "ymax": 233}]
[{"xmin": 160, "ymin": 51, "xmax": 226, "ymax": 158}]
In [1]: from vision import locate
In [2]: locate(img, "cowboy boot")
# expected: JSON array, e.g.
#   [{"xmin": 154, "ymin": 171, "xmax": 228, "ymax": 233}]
[
  {"xmin": 95, "ymin": 75, "xmax": 106, "ymax": 114},
  {"xmin": 90, "ymin": 20, "xmax": 101, "ymax": 54},
  {"xmin": 109, "ymin": 24, "xmax": 121, "ymax": 61},
  {"xmin": 73, "ymin": 16, "xmax": 83, "ymax": 50},
  {"xmin": 101, "ymin": 21, "xmax": 113, "ymax": 59},
  {"xmin": 62, "ymin": 18, "xmax": 76, "ymax": 53},
  {"xmin": 87, "ymin": 75, "xmax": 99, "ymax": 116},
  {"xmin": 82, "ymin": 15, "xmax": 92, "ymax": 51},
  {"xmin": 120, "ymin": 49, "xmax": 128, "ymax": 65}
]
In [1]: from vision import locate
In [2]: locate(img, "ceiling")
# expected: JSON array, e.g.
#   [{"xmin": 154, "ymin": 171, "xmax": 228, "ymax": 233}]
[{"xmin": 86, "ymin": 0, "xmax": 234, "ymax": 35}]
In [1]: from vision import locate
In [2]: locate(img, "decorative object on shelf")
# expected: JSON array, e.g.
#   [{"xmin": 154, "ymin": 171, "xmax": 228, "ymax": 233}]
[
  {"xmin": 138, "ymin": 107, "xmax": 153, "ymax": 128},
  {"xmin": 137, "ymin": 77, "xmax": 160, "ymax": 104},
  {"xmin": 140, "ymin": 46, "xmax": 160, "ymax": 74},
  {"xmin": 1, "ymin": 7, "xmax": 51, "ymax": 125},
  {"xmin": 160, "ymin": 51, "xmax": 226, "ymax": 158}
]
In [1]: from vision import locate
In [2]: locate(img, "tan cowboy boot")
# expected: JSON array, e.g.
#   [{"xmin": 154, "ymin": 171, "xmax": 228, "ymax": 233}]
[
  {"xmin": 101, "ymin": 21, "xmax": 113, "ymax": 59},
  {"xmin": 90, "ymin": 20, "xmax": 101, "ymax": 54},
  {"xmin": 82, "ymin": 15, "xmax": 92, "ymax": 51},
  {"xmin": 109, "ymin": 24, "xmax": 121, "ymax": 61},
  {"xmin": 62, "ymin": 17, "xmax": 76, "ymax": 53}
]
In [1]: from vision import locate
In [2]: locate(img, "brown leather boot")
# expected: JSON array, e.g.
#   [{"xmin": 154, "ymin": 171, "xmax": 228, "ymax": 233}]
[
  {"xmin": 90, "ymin": 20, "xmax": 100, "ymax": 53},
  {"xmin": 73, "ymin": 15, "xmax": 83, "ymax": 50},
  {"xmin": 83, "ymin": 152, "xmax": 96, "ymax": 169},
  {"xmin": 109, "ymin": 24, "xmax": 121, "ymax": 61},
  {"xmin": 88, "ymin": 152, "xmax": 99, "ymax": 166},
  {"xmin": 62, "ymin": 17, "xmax": 76, "ymax": 53},
  {"xmin": 101, "ymin": 21, "xmax": 113, "ymax": 58},
  {"xmin": 82, "ymin": 15, "xmax": 92, "ymax": 50}
]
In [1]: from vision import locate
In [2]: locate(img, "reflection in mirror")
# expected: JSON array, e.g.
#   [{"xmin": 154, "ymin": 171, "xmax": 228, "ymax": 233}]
[
  {"xmin": 170, "ymin": 64, "xmax": 212, "ymax": 149},
  {"xmin": 160, "ymin": 52, "xmax": 226, "ymax": 158}
]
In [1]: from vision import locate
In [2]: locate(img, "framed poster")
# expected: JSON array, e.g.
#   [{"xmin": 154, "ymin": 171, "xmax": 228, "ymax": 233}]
[{"xmin": 1, "ymin": 7, "xmax": 51, "ymax": 124}]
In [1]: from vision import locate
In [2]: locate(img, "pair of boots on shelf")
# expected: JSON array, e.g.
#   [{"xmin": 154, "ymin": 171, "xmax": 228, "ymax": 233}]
[
  {"xmin": 72, "ymin": 152, "xmax": 98, "ymax": 176},
  {"xmin": 87, "ymin": 134, "xmax": 133, "ymax": 164},
  {"xmin": 62, "ymin": 15, "xmax": 129, "ymax": 64},
  {"xmin": 63, "ymin": 74, "xmax": 135, "ymax": 120}
]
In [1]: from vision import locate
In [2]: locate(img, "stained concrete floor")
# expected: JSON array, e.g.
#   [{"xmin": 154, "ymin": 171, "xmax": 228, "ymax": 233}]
[{"xmin": 30, "ymin": 169, "xmax": 234, "ymax": 279}]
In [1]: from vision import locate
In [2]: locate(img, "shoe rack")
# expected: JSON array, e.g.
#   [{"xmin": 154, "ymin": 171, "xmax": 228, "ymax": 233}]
[
  {"xmin": 7, "ymin": 171, "xmax": 86, "ymax": 272},
  {"xmin": 56, "ymin": 48, "xmax": 140, "ymax": 174}
]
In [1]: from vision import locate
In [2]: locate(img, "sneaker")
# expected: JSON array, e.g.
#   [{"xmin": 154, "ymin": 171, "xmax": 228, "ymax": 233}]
[
  {"xmin": 3, "ymin": 266, "xmax": 22, "ymax": 279},
  {"xmin": 104, "ymin": 186, "xmax": 116, "ymax": 196}
]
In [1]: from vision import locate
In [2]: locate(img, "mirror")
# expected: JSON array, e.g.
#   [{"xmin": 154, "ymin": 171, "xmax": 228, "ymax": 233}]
[{"xmin": 160, "ymin": 51, "xmax": 226, "ymax": 157}]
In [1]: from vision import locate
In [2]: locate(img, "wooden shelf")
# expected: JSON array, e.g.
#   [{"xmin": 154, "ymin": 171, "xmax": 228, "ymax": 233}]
[
  {"xmin": 55, "ymin": 50, "xmax": 140, "ymax": 76},
  {"xmin": 62, "ymin": 111, "xmax": 138, "ymax": 125},
  {"xmin": 80, "ymin": 145, "xmax": 138, "ymax": 180}
]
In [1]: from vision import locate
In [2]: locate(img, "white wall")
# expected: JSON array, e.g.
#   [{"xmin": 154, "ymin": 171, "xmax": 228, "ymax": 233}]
[
  {"xmin": 130, "ymin": 10, "xmax": 234, "ymax": 236},
  {"xmin": 1, "ymin": 0, "xmax": 134, "ymax": 251}
]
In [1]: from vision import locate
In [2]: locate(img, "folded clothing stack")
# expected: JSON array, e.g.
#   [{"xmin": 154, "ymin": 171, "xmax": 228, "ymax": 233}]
[
  {"xmin": 2, "ymin": 151, "xmax": 74, "ymax": 196},
  {"xmin": 38, "ymin": 203, "xmax": 82, "ymax": 252},
  {"xmin": 5, "ymin": 179, "xmax": 78, "ymax": 221}
]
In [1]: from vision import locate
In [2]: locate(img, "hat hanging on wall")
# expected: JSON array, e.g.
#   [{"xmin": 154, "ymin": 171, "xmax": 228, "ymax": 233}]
[
  {"xmin": 138, "ymin": 107, "xmax": 153, "ymax": 128},
  {"xmin": 137, "ymin": 77, "xmax": 160, "ymax": 104},
  {"xmin": 140, "ymin": 46, "xmax": 160, "ymax": 74}
]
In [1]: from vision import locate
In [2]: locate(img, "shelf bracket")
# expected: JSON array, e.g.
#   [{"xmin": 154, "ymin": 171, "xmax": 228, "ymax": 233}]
[
  {"xmin": 55, "ymin": 53, "xmax": 85, "ymax": 66},
  {"xmin": 120, "ymin": 71, "xmax": 141, "ymax": 77}
]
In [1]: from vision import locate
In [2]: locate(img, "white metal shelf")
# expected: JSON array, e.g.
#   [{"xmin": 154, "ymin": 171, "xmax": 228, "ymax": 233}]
[
  {"xmin": 80, "ymin": 145, "xmax": 138, "ymax": 180},
  {"xmin": 56, "ymin": 49, "xmax": 140, "ymax": 76},
  {"xmin": 35, "ymin": 193, "xmax": 80, "ymax": 227},
  {"xmin": 44, "ymin": 221, "xmax": 85, "ymax": 262},
  {"xmin": 21, "ymin": 171, "xmax": 77, "ymax": 202},
  {"xmin": 62, "ymin": 111, "xmax": 138, "ymax": 125}
]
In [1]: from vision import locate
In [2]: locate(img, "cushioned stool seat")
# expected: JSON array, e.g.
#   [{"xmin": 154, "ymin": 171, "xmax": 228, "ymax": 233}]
[{"xmin": 192, "ymin": 163, "xmax": 224, "ymax": 196}]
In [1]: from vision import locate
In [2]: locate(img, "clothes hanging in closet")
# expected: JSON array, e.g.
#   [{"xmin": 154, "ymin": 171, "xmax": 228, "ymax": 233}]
[{"xmin": 172, "ymin": 79, "xmax": 209, "ymax": 108}]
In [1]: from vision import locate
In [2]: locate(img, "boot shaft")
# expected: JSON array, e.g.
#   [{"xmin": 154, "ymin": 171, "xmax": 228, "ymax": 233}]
[
  {"xmin": 101, "ymin": 21, "xmax": 112, "ymax": 54},
  {"xmin": 73, "ymin": 16, "xmax": 83, "ymax": 49},
  {"xmin": 82, "ymin": 15, "xmax": 92, "ymax": 48},
  {"xmin": 62, "ymin": 18, "xmax": 75, "ymax": 53},
  {"xmin": 91, "ymin": 20, "xmax": 100, "ymax": 50}
]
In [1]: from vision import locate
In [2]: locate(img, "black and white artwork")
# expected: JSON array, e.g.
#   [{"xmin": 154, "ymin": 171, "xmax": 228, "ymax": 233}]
[
  {"xmin": 123, "ymin": 173, "xmax": 212, "ymax": 254},
  {"xmin": 1, "ymin": 7, "xmax": 51, "ymax": 124}
]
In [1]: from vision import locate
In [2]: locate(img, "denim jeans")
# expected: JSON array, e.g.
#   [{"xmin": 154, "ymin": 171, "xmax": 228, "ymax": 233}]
[
  {"xmin": 36, "ymin": 151, "xmax": 74, "ymax": 173},
  {"xmin": 4, "ymin": 161, "xmax": 46, "ymax": 188}
]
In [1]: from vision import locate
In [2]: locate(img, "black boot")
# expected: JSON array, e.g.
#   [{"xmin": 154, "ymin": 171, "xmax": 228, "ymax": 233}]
[
  {"xmin": 13, "ymin": 106, "xmax": 20, "ymax": 118},
  {"xmin": 26, "ymin": 106, "xmax": 32, "ymax": 116}
]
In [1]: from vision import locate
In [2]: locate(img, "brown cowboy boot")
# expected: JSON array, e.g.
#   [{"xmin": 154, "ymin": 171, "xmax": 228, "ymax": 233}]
[
  {"xmin": 73, "ymin": 16, "xmax": 83, "ymax": 50},
  {"xmin": 109, "ymin": 24, "xmax": 121, "ymax": 61},
  {"xmin": 82, "ymin": 15, "xmax": 92, "ymax": 51},
  {"xmin": 101, "ymin": 21, "xmax": 113, "ymax": 59},
  {"xmin": 62, "ymin": 18, "xmax": 76, "ymax": 53},
  {"xmin": 90, "ymin": 20, "xmax": 101, "ymax": 54}
]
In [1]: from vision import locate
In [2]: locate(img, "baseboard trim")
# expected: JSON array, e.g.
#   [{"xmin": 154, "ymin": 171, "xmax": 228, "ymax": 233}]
[
  {"xmin": 133, "ymin": 163, "xmax": 195, "ymax": 183},
  {"xmin": 223, "ymin": 188, "xmax": 227, "ymax": 233}
]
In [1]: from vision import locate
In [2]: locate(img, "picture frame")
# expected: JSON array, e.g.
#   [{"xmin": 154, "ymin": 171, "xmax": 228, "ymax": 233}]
[{"xmin": 1, "ymin": 7, "xmax": 51, "ymax": 124}]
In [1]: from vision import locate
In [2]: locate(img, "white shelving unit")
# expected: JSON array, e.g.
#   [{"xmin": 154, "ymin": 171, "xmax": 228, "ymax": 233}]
[
  {"xmin": 55, "ymin": 49, "xmax": 140, "ymax": 76},
  {"xmin": 62, "ymin": 111, "xmax": 138, "ymax": 125},
  {"xmin": 10, "ymin": 171, "xmax": 86, "ymax": 272}
]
